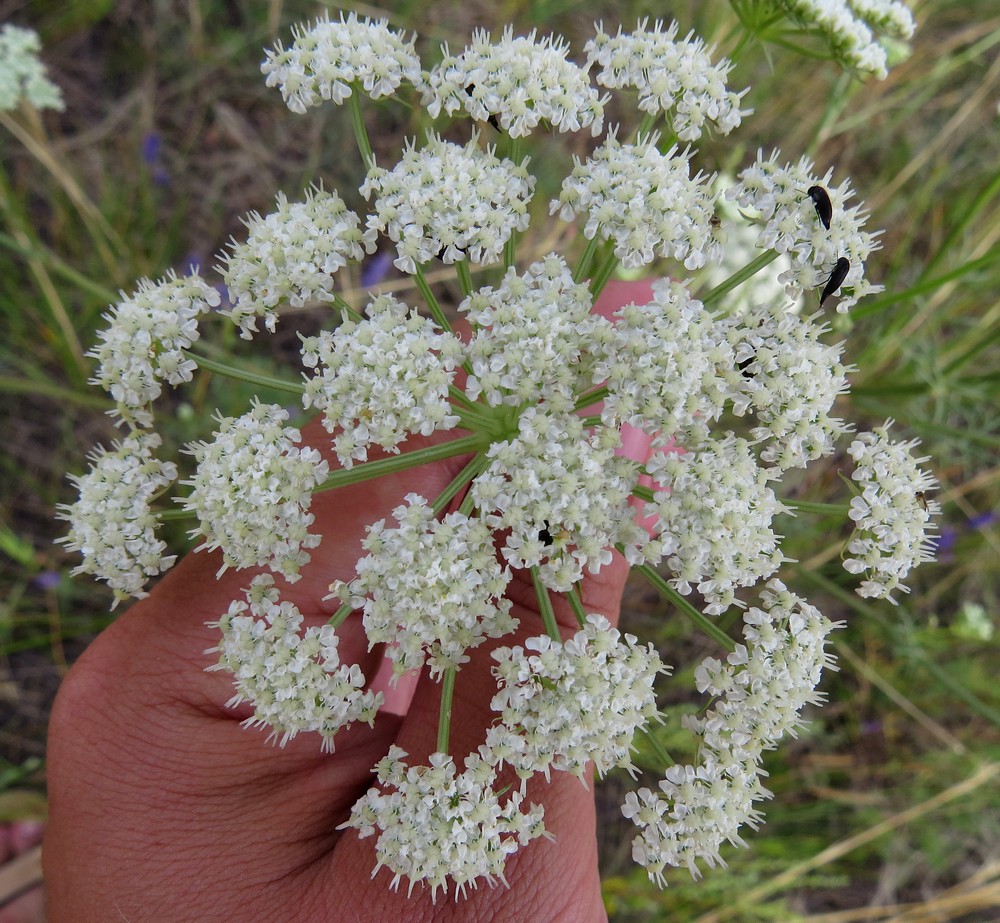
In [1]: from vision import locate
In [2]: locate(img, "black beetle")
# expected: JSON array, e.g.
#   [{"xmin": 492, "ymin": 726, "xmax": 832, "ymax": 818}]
[
  {"xmin": 807, "ymin": 185, "xmax": 833, "ymax": 230},
  {"xmin": 819, "ymin": 257, "xmax": 850, "ymax": 306}
]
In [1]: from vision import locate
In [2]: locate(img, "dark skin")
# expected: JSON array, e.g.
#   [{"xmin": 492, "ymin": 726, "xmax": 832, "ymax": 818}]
[{"xmin": 44, "ymin": 281, "xmax": 654, "ymax": 922}]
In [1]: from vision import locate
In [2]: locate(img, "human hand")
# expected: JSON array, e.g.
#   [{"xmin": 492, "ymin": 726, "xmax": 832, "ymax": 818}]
[{"xmin": 44, "ymin": 282, "xmax": 654, "ymax": 922}]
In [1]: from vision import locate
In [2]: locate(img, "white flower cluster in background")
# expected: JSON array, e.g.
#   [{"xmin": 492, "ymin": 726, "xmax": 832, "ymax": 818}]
[
  {"xmin": 60, "ymin": 7, "xmax": 935, "ymax": 901},
  {"xmin": 0, "ymin": 23, "xmax": 63, "ymax": 111},
  {"xmin": 778, "ymin": 0, "xmax": 916, "ymax": 78}
]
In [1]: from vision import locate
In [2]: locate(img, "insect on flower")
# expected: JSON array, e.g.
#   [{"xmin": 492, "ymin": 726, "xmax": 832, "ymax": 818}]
[
  {"xmin": 820, "ymin": 257, "xmax": 850, "ymax": 306},
  {"xmin": 807, "ymin": 185, "xmax": 833, "ymax": 230}
]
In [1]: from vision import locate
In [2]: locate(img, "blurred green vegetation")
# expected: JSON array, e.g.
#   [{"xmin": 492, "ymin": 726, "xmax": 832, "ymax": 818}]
[{"xmin": 1, "ymin": 1, "xmax": 997, "ymax": 919}]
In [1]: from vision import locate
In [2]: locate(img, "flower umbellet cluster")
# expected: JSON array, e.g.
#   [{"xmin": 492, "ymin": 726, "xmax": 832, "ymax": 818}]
[{"xmin": 58, "ymin": 8, "xmax": 932, "ymax": 901}]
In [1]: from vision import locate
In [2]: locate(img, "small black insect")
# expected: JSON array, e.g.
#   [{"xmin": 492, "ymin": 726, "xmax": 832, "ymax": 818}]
[
  {"xmin": 819, "ymin": 257, "xmax": 850, "ymax": 307},
  {"xmin": 464, "ymin": 83, "xmax": 502, "ymax": 132},
  {"xmin": 806, "ymin": 185, "xmax": 833, "ymax": 230},
  {"xmin": 538, "ymin": 520, "xmax": 553, "ymax": 547}
]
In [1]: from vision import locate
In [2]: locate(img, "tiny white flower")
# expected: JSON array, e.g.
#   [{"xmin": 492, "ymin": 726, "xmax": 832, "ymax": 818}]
[
  {"xmin": 361, "ymin": 131, "xmax": 535, "ymax": 274},
  {"xmin": 625, "ymin": 580, "xmax": 840, "ymax": 883},
  {"xmin": 471, "ymin": 407, "xmax": 641, "ymax": 592},
  {"xmin": 460, "ymin": 253, "xmax": 613, "ymax": 412},
  {"xmin": 219, "ymin": 185, "xmax": 375, "ymax": 339},
  {"xmin": 339, "ymin": 746, "xmax": 550, "ymax": 900},
  {"xmin": 56, "ymin": 432, "xmax": 177, "ymax": 606},
  {"xmin": 262, "ymin": 12, "xmax": 421, "ymax": 113},
  {"xmin": 0, "ymin": 24, "xmax": 63, "ymax": 111},
  {"xmin": 486, "ymin": 614, "xmax": 668, "ymax": 785},
  {"xmin": 634, "ymin": 437, "xmax": 790, "ymax": 612},
  {"xmin": 726, "ymin": 150, "xmax": 882, "ymax": 312},
  {"xmin": 207, "ymin": 574, "xmax": 382, "ymax": 749},
  {"xmin": 341, "ymin": 494, "xmax": 517, "ymax": 678},
  {"xmin": 422, "ymin": 26, "xmax": 606, "ymax": 137},
  {"xmin": 87, "ymin": 271, "xmax": 220, "ymax": 428},
  {"xmin": 301, "ymin": 293, "xmax": 463, "ymax": 468},
  {"xmin": 552, "ymin": 133, "xmax": 721, "ymax": 270},
  {"xmin": 778, "ymin": 0, "xmax": 916, "ymax": 79},
  {"xmin": 844, "ymin": 420, "xmax": 939, "ymax": 602},
  {"xmin": 182, "ymin": 400, "xmax": 329, "ymax": 581},
  {"xmin": 585, "ymin": 19, "xmax": 750, "ymax": 140},
  {"xmin": 720, "ymin": 302, "xmax": 855, "ymax": 469}
]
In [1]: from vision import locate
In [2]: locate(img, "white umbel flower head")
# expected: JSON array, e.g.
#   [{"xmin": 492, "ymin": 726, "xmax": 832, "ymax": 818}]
[
  {"xmin": 339, "ymin": 746, "xmax": 550, "ymax": 900},
  {"xmin": 844, "ymin": 421, "xmax": 939, "ymax": 602},
  {"xmin": 300, "ymin": 293, "xmax": 463, "ymax": 468},
  {"xmin": 207, "ymin": 575, "xmax": 382, "ymax": 750},
  {"xmin": 471, "ymin": 408, "xmax": 642, "ymax": 593},
  {"xmin": 460, "ymin": 253, "xmax": 614, "ymax": 413},
  {"xmin": 552, "ymin": 133, "xmax": 721, "ymax": 270},
  {"xmin": 585, "ymin": 19, "xmax": 750, "ymax": 141},
  {"xmin": 361, "ymin": 132, "xmax": 535, "ymax": 274},
  {"xmin": 625, "ymin": 580, "xmax": 839, "ymax": 883},
  {"xmin": 726, "ymin": 151, "xmax": 882, "ymax": 312},
  {"xmin": 262, "ymin": 11, "xmax": 421, "ymax": 113},
  {"xmin": 779, "ymin": 0, "xmax": 916, "ymax": 79},
  {"xmin": 721, "ymin": 302, "xmax": 854, "ymax": 469},
  {"xmin": 219, "ymin": 185, "xmax": 375, "ymax": 339},
  {"xmin": 486, "ymin": 615, "xmax": 668, "ymax": 786},
  {"xmin": 422, "ymin": 26, "xmax": 606, "ymax": 137},
  {"xmin": 87, "ymin": 271, "xmax": 220, "ymax": 428},
  {"xmin": 56, "ymin": 432, "xmax": 177, "ymax": 607},
  {"xmin": 0, "ymin": 24, "xmax": 63, "ymax": 111},
  {"xmin": 634, "ymin": 437, "xmax": 790, "ymax": 612},
  {"xmin": 596, "ymin": 278, "xmax": 736, "ymax": 442},
  {"xmin": 339, "ymin": 494, "xmax": 517, "ymax": 679},
  {"xmin": 182, "ymin": 400, "xmax": 329, "ymax": 581}
]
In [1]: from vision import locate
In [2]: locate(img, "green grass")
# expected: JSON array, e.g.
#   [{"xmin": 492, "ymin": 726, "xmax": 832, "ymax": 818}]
[{"xmin": 1, "ymin": 1, "xmax": 998, "ymax": 919}]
